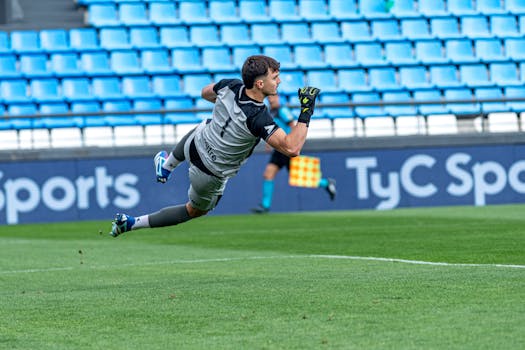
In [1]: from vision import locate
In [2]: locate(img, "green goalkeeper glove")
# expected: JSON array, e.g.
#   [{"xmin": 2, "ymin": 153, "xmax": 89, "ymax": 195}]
[{"xmin": 297, "ymin": 86, "xmax": 321, "ymax": 127}]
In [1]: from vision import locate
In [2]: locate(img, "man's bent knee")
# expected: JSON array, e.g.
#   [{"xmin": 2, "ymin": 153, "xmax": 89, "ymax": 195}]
[{"xmin": 186, "ymin": 202, "xmax": 208, "ymax": 218}]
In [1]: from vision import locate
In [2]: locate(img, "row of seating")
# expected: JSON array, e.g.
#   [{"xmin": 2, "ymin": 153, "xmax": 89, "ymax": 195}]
[{"xmin": 84, "ymin": 0, "xmax": 525, "ymax": 28}]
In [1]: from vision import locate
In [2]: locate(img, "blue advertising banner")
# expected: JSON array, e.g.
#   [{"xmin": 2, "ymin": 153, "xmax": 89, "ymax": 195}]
[{"xmin": 1, "ymin": 143, "xmax": 525, "ymax": 224}]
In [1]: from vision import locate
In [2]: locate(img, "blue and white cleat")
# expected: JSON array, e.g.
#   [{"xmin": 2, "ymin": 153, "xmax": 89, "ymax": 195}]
[
  {"xmin": 109, "ymin": 213, "xmax": 135, "ymax": 237},
  {"xmin": 154, "ymin": 150, "xmax": 171, "ymax": 183}
]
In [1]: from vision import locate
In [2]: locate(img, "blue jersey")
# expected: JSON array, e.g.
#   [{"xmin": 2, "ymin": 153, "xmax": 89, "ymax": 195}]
[{"xmin": 271, "ymin": 106, "xmax": 295, "ymax": 134}]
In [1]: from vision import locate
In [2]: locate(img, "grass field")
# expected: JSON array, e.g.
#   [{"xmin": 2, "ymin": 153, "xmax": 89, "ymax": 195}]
[{"xmin": 1, "ymin": 205, "xmax": 524, "ymax": 349}]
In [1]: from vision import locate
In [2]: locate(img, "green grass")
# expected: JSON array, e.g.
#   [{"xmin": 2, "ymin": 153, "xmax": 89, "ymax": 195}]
[{"xmin": 1, "ymin": 205, "xmax": 524, "ymax": 349}]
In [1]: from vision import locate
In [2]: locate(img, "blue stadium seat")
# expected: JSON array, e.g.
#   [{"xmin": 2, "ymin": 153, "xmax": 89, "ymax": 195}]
[
  {"xmin": 506, "ymin": 0, "xmax": 525, "ymax": 15},
  {"xmin": 71, "ymin": 101, "xmax": 105, "ymax": 128},
  {"xmin": 384, "ymin": 91, "xmax": 417, "ymax": 117},
  {"xmin": 415, "ymin": 41, "xmax": 448, "ymax": 64},
  {"xmin": 477, "ymin": 0, "xmax": 507, "ymax": 14},
  {"xmin": 279, "ymin": 70, "xmax": 304, "ymax": 95},
  {"xmin": 371, "ymin": 20, "xmax": 402, "ymax": 41},
  {"xmin": 20, "ymin": 54, "xmax": 53, "ymax": 78},
  {"xmin": 149, "ymin": 2, "xmax": 180, "ymax": 26},
  {"xmin": 325, "ymin": 44, "xmax": 357, "ymax": 69},
  {"xmin": 92, "ymin": 77, "xmax": 124, "ymax": 101},
  {"xmin": 8, "ymin": 103, "xmax": 37, "ymax": 130},
  {"xmin": 1, "ymin": 80, "xmax": 31, "ymax": 103},
  {"xmin": 183, "ymin": 74, "xmax": 213, "ymax": 97},
  {"xmin": 338, "ymin": 69, "xmax": 372, "ymax": 92},
  {"xmin": 505, "ymin": 87, "xmax": 525, "ymax": 113},
  {"xmin": 414, "ymin": 90, "xmax": 448, "ymax": 115},
  {"xmin": 519, "ymin": 16, "xmax": 525, "ymax": 35},
  {"xmin": 401, "ymin": 19, "xmax": 432, "ymax": 40},
  {"xmin": 385, "ymin": 42, "xmax": 417, "ymax": 65},
  {"xmin": 518, "ymin": 62, "xmax": 525, "ymax": 83},
  {"xmin": 359, "ymin": 0, "xmax": 392, "ymax": 19},
  {"xmin": 341, "ymin": 21, "xmax": 373, "ymax": 42},
  {"xmin": 88, "ymin": 4, "xmax": 120, "ymax": 27},
  {"xmin": 103, "ymin": 100, "xmax": 136, "ymax": 127},
  {"xmin": 239, "ymin": 0, "xmax": 272, "ymax": 23},
  {"xmin": 39, "ymin": 29, "xmax": 70, "ymax": 53},
  {"xmin": 51, "ymin": 53, "xmax": 84, "ymax": 77},
  {"xmin": 299, "ymin": 0, "xmax": 331, "ymax": 22},
  {"xmin": 99, "ymin": 28, "xmax": 131, "ymax": 50},
  {"xmin": 445, "ymin": 39, "xmax": 478, "ymax": 64},
  {"xmin": 329, "ymin": 0, "xmax": 360, "ymax": 20},
  {"xmin": 306, "ymin": 70, "xmax": 339, "ymax": 93},
  {"xmin": 369, "ymin": 68, "xmax": 402, "ymax": 91},
  {"xmin": 110, "ymin": 50, "xmax": 143, "ymax": 75},
  {"xmin": 233, "ymin": 46, "xmax": 261, "ymax": 68},
  {"xmin": 418, "ymin": 0, "xmax": 448, "ymax": 17},
  {"xmin": 119, "ymin": 3, "xmax": 149, "ymax": 26},
  {"xmin": 353, "ymin": 92, "xmax": 384, "ymax": 118},
  {"xmin": 461, "ymin": 16, "xmax": 492, "ymax": 39},
  {"xmin": 221, "ymin": 24, "xmax": 253, "ymax": 46},
  {"xmin": 62, "ymin": 78, "xmax": 94, "ymax": 102},
  {"xmin": 399, "ymin": 66, "xmax": 433, "ymax": 90},
  {"xmin": 460, "ymin": 64, "xmax": 493, "ymax": 87},
  {"xmin": 129, "ymin": 27, "xmax": 160, "ymax": 49},
  {"xmin": 122, "ymin": 76, "xmax": 154, "ymax": 99},
  {"xmin": 262, "ymin": 45, "xmax": 297, "ymax": 70},
  {"xmin": 294, "ymin": 45, "xmax": 328, "ymax": 69},
  {"xmin": 152, "ymin": 75, "xmax": 184, "ymax": 98},
  {"xmin": 214, "ymin": 72, "xmax": 239, "ymax": 81},
  {"xmin": 30, "ymin": 79, "xmax": 63, "ymax": 103},
  {"xmin": 444, "ymin": 89, "xmax": 480, "ymax": 115},
  {"xmin": 194, "ymin": 98, "xmax": 213, "ymax": 121},
  {"xmin": 430, "ymin": 65, "xmax": 463, "ymax": 88},
  {"xmin": 209, "ymin": 0, "xmax": 241, "ymax": 24},
  {"xmin": 10, "ymin": 31, "xmax": 41, "ymax": 54},
  {"xmin": 490, "ymin": 63, "xmax": 521, "ymax": 87},
  {"xmin": 180, "ymin": 0, "xmax": 209, "ymax": 25},
  {"xmin": 80, "ymin": 52, "xmax": 113, "ymax": 76},
  {"xmin": 171, "ymin": 47, "xmax": 206, "ymax": 74},
  {"xmin": 281, "ymin": 23, "xmax": 311, "ymax": 45},
  {"xmin": 389, "ymin": 0, "xmax": 419, "ymax": 18},
  {"xmin": 269, "ymin": 0, "xmax": 302, "ymax": 22},
  {"xmin": 190, "ymin": 25, "xmax": 222, "ymax": 47},
  {"xmin": 448, "ymin": 0, "xmax": 477, "ymax": 16},
  {"xmin": 159, "ymin": 26, "xmax": 192, "ymax": 48},
  {"xmin": 355, "ymin": 43, "xmax": 387, "ymax": 67},
  {"xmin": 319, "ymin": 93, "xmax": 353, "ymax": 119},
  {"xmin": 164, "ymin": 97, "xmax": 201, "ymax": 125},
  {"xmin": 141, "ymin": 49, "xmax": 173, "ymax": 74},
  {"xmin": 202, "ymin": 47, "xmax": 237, "ymax": 72},
  {"xmin": 505, "ymin": 38, "xmax": 525, "ymax": 61},
  {"xmin": 475, "ymin": 39, "xmax": 505, "ymax": 62},
  {"xmin": 311, "ymin": 22, "xmax": 344, "ymax": 44},
  {"xmin": 0, "ymin": 55, "xmax": 21, "ymax": 79},
  {"xmin": 133, "ymin": 98, "xmax": 163, "ymax": 126},
  {"xmin": 37, "ymin": 103, "xmax": 83, "ymax": 130},
  {"xmin": 251, "ymin": 23, "xmax": 281, "ymax": 45},
  {"xmin": 431, "ymin": 18, "xmax": 462, "ymax": 39},
  {"xmin": 490, "ymin": 15, "xmax": 520, "ymax": 38},
  {"xmin": 69, "ymin": 28, "xmax": 99, "ymax": 52},
  {"xmin": 474, "ymin": 87, "xmax": 506, "ymax": 113},
  {"xmin": 0, "ymin": 32, "xmax": 9, "ymax": 54}
]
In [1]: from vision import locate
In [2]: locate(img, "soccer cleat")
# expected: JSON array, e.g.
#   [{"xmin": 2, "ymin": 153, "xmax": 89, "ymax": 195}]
[
  {"xmin": 326, "ymin": 178, "xmax": 337, "ymax": 201},
  {"xmin": 251, "ymin": 204, "xmax": 269, "ymax": 214},
  {"xmin": 154, "ymin": 150, "xmax": 171, "ymax": 183},
  {"xmin": 109, "ymin": 213, "xmax": 135, "ymax": 237}
]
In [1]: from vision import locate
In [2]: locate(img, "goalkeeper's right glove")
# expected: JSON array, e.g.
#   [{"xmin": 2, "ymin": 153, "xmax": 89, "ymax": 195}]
[{"xmin": 297, "ymin": 86, "xmax": 321, "ymax": 127}]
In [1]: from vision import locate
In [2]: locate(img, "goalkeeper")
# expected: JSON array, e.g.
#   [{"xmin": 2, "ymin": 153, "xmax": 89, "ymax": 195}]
[
  {"xmin": 251, "ymin": 95, "xmax": 336, "ymax": 214},
  {"xmin": 110, "ymin": 55, "xmax": 321, "ymax": 236}
]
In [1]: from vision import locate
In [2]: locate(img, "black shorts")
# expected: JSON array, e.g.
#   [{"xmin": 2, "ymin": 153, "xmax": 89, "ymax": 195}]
[{"xmin": 269, "ymin": 150, "xmax": 290, "ymax": 170}]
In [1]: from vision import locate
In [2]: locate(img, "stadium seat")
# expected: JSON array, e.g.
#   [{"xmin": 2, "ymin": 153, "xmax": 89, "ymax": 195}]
[
  {"xmin": 214, "ymin": 72, "xmax": 238, "ymax": 82},
  {"xmin": 371, "ymin": 20, "xmax": 402, "ymax": 41},
  {"xmin": 338, "ymin": 69, "xmax": 372, "ymax": 92},
  {"xmin": 399, "ymin": 66, "xmax": 433, "ymax": 90},
  {"xmin": 209, "ymin": 0, "xmax": 241, "ymax": 24},
  {"xmin": 415, "ymin": 41, "xmax": 448, "ymax": 64},
  {"xmin": 319, "ymin": 93, "xmax": 353, "ymax": 119},
  {"xmin": 354, "ymin": 43, "xmax": 387, "ymax": 67},
  {"xmin": 141, "ymin": 49, "xmax": 173, "ymax": 74},
  {"xmin": 171, "ymin": 47, "xmax": 206, "ymax": 74},
  {"xmin": 414, "ymin": 90, "xmax": 449, "ymax": 115},
  {"xmin": 1, "ymin": 80, "xmax": 31, "ymax": 103},
  {"xmin": 359, "ymin": 0, "xmax": 392, "ymax": 19},
  {"xmin": 87, "ymin": 4, "xmax": 120, "ymax": 27},
  {"xmin": 431, "ymin": 18, "xmax": 462, "ymax": 39},
  {"xmin": 239, "ymin": 0, "xmax": 272, "ymax": 23},
  {"xmin": 444, "ymin": 88, "xmax": 481, "ymax": 115},
  {"xmin": 119, "ymin": 3, "xmax": 149, "ymax": 26},
  {"xmin": 329, "ymin": 0, "xmax": 360, "ymax": 20},
  {"xmin": 401, "ymin": 19, "xmax": 433, "ymax": 40},
  {"xmin": 281, "ymin": 23, "xmax": 311, "ymax": 45},
  {"xmin": 39, "ymin": 29, "xmax": 70, "ymax": 53},
  {"xmin": 233, "ymin": 46, "xmax": 261, "ymax": 68},
  {"xmin": 37, "ymin": 102, "xmax": 83, "ymax": 130},
  {"xmin": 389, "ymin": 0, "xmax": 419, "ymax": 18},
  {"xmin": 179, "ymin": 0, "xmax": 209, "ymax": 24},
  {"xmin": 149, "ymin": 2, "xmax": 180, "ymax": 26},
  {"xmin": 20, "ymin": 54, "xmax": 53, "ymax": 78},
  {"xmin": 306, "ymin": 70, "xmax": 339, "ymax": 93},
  {"xmin": 0, "ymin": 55, "xmax": 21, "ymax": 79},
  {"xmin": 99, "ymin": 28, "xmax": 131, "ymax": 50},
  {"xmin": 251, "ymin": 23, "xmax": 281, "ymax": 45},
  {"xmin": 383, "ymin": 91, "xmax": 417, "ymax": 117},
  {"xmin": 269, "ymin": 0, "xmax": 302, "ymax": 22},
  {"xmin": 418, "ymin": 0, "xmax": 448, "ymax": 17},
  {"xmin": 10, "ymin": 31, "xmax": 41, "ymax": 54},
  {"xmin": 294, "ymin": 45, "xmax": 328, "ymax": 69},
  {"xmin": 71, "ymin": 101, "xmax": 105, "ymax": 128},
  {"xmin": 122, "ymin": 76, "xmax": 155, "ymax": 99},
  {"xmin": 430, "ymin": 66, "xmax": 463, "ymax": 88},
  {"xmin": 0, "ymin": 32, "xmax": 9, "ymax": 54},
  {"xmin": 459, "ymin": 64, "xmax": 493, "ymax": 87},
  {"xmin": 152, "ymin": 75, "xmax": 184, "ymax": 98},
  {"xmin": 385, "ymin": 42, "xmax": 417, "ymax": 65},
  {"xmin": 262, "ymin": 45, "xmax": 297, "ymax": 70},
  {"xmin": 279, "ymin": 70, "xmax": 304, "ymax": 95},
  {"xmin": 505, "ymin": 87, "xmax": 525, "ymax": 113},
  {"xmin": 368, "ymin": 68, "xmax": 402, "ymax": 91},
  {"xmin": 221, "ymin": 24, "xmax": 253, "ymax": 46},
  {"xmin": 51, "ymin": 53, "xmax": 84, "ymax": 77},
  {"xmin": 133, "ymin": 98, "xmax": 163, "ymax": 127},
  {"xmin": 448, "ymin": 0, "xmax": 477, "ymax": 16},
  {"xmin": 7, "ymin": 103, "xmax": 37, "ymax": 130},
  {"xmin": 490, "ymin": 15, "xmax": 520, "ymax": 38},
  {"xmin": 159, "ymin": 27, "xmax": 192, "ymax": 48},
  {"xmin": 341, "ymin": 21, "xmax": 374, "ymax": 42},
  {"xmin": 62, "ymin": 78, "xmax": 94, "ymax": 102},
  {"xmin": 352, "ymin": 92, "xmax": 385, "ymax": 119},
  {"xmin": 461, "ymin": 16, "xmax": 492, "ymax": 39},
  {"xmin": 110, "ymin": 50, "xmax": 143, "ymax": 75},
  {"xmin": 80, "ymin": 52, "xmax": 113, "ymax": 76},
  {"xmin": 69, "ymin": 28, "xmax": 99, "ymax": 52},
  {"xmin": 475, "ymin": 39, "xmax": 506, "ymax": 62},
  {"xmin": 477, "ymin": 0, "xmax": 507, "ymax": 14},
  {"xmin": 202, "ymin": 47, "xmax": 237, "ymax": 72},
  {"xmin": 190, "ymin": 25, "xmax": 222, "ymax": 47},
  {"xmin": 194, "ymin": 98, "xmax": 213, "ymax": 121},
  {"xmin": 164, "ymin": 97, "xmax": 201, "ymax": 125},
  {"xmin": 183, "ymin": 74, "xmax": 213, "ymax": 97},
  {"xmin": 129, "ymin": 27, "xmax": 160, "ymax": 49},
  {"xmin": 445, "ymin": 39, "xmax": 478, "ymax": 64},
  {"xmin": 474, "ymin": 87, "xmax": 507, "ymax": 114},
  {"xmin": 92, "ymin": 77, "xmax": 124, "ymax": 101},
  {"xmin": 311, "ymin": 22, "xmax": 344, "ymax": 44},
  {"xmin": 490, "ymin": 63, "xmax": 521, "ymax": 87},
  {"xmin": 506, "ymin": 0, "xmax": 525, "ymax": 14},
  {"xmin": 30, "ymin": 79, "xmax": 63, "ymax": 103},
  {"xmin": 325, "ymin": 44, "xmax": 358, "ymax": 69},
  {"xmin": 299, "ymin": 0, "xmax": 331, "ymax": 21},
  {"xmin": 504, "ymin": 38, "xmax": 525, "ymax": 61},
  {"xmin": 487, "ymin": 112, "xmax": 520, "ymax": 132},
  {"xmin": 102, "ymin": 100, "xmax": 136, "ymax": 127}
]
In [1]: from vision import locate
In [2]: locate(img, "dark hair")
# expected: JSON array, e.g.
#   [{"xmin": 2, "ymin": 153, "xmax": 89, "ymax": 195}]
[{"xmin": 241, "ymin": 55, "xmax": 280, "ymax": 89}]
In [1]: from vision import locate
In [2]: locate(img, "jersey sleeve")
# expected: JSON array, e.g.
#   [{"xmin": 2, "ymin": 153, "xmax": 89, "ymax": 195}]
[
  {"xmin": 246, "ymin": 109, "xmax": 279, "ymax": 141},
  {"xmin": 213, "ymin": 79, "xmax": 243, "ymax": 94}
]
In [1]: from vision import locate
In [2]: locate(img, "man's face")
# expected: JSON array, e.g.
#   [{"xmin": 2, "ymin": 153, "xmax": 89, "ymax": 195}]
[{"xmin": 260, "ymin": 69, "xmax": 281, "ymax": 96}]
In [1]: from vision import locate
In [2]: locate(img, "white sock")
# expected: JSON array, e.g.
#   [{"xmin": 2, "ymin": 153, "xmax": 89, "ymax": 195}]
[
  {"xmin": 132, "ymin": 215, "xmax": 150, "ymax": 230},
  {"xmin": 164, "ymin": 152, "xmax": 181, "ymax": 172}
]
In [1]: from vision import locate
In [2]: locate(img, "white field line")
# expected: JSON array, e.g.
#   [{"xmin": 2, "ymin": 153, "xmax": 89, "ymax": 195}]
[{"xmin": 1, "ymin": 254, "xmax": 525, "ymax": 275}]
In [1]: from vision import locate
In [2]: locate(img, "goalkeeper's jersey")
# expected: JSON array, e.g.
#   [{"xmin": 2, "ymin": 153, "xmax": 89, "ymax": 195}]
[{"xmin": 193, "ymin": 79, "xmax": 279, "ymax": 178}]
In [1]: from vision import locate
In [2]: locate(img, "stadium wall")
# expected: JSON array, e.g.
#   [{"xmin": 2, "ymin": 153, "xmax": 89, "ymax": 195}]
[{"xmin": 1, "ymin": 135, "xmax": 525, "ymax": 225}]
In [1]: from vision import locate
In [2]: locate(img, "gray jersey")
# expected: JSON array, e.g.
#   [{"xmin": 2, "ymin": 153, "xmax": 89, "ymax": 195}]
[{"xmin": 193, "ymin": 79, "xmax": 279, "ymax": 178}]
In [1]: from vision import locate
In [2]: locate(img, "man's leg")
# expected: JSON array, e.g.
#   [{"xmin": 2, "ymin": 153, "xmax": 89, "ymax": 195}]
[
  {"xmin": 252, "ymin": 151, "xmax": 289, "ymax": 213},
  {"xmin": 318, "ymin": 177, "xmax": 337, "ymax": 201},
  {"xmin": 156, "ymin": 126, "xmax": 197, "ymax": 183}
]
